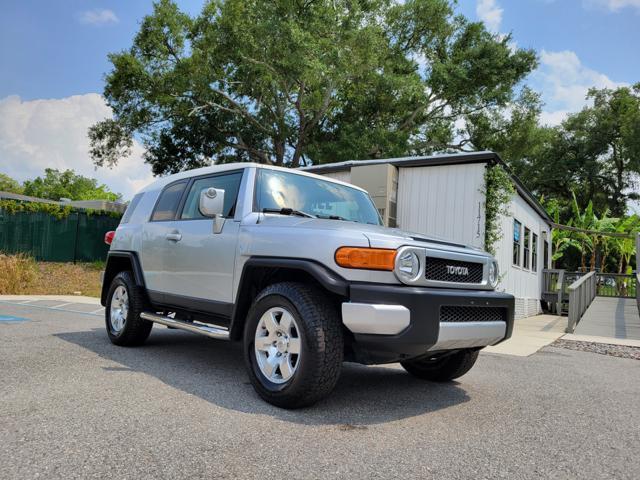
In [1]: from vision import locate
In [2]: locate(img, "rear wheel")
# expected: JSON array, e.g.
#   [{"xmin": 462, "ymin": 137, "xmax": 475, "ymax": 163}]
[
  {"xmin": 243, "ymin": 282, "xmax": 343, "ymax": 409},
  {"xmin": 105, "ymin": 271, "xmax": 153, "ymax": 346},
  {"xmin": 400, "ymin": 349, "xmax": 479, "ymax": 382}
]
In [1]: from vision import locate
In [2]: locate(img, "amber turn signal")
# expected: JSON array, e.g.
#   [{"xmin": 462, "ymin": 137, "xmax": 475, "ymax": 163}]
[{"xmin": 335, "ymin": 247, "xmax": 396, "ymax": 271}]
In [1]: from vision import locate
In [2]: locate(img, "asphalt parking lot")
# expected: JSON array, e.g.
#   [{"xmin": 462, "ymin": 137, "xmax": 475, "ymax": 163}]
[{"xmin": 1, "ymin": 301, "xmax": 639, "ymax": 479}]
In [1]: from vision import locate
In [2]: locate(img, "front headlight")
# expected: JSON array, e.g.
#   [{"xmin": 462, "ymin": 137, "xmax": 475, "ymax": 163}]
[
  {"xmin": 489, "ymin": 260, "xmax": 499, "ymax": 288},
  {"xmin": 396, "ymin": 250, "xmax": 421, "ymax": 282}
]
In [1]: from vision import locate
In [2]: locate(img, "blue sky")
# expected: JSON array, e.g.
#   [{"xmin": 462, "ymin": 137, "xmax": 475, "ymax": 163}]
[{"xmin": 1, "ymin": 0, "xmax": 639, "ymax": 199}]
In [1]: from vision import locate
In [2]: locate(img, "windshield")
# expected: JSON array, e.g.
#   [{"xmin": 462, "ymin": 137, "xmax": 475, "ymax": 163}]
[{"xmin": 255, "ymin": 169, "xmax": 382, "ymax": 225}]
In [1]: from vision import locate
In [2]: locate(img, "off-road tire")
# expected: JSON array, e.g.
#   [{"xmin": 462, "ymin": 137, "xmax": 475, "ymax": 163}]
[
  {"xmin": 400, "ymin": 349, "xmax": 479, "ymax": 381},
  {"xmin": 105, "ymin": 271, "xmax": 153, "ymax": 346},
  {"xmin": 243, "ymin": 282, "xmax": 343, "ymax": 409}
]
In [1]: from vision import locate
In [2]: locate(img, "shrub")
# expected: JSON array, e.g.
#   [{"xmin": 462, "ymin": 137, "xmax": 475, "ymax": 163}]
[{"xmin": 0, "ymin": 253, "xmax": 38, "ymax": 294}]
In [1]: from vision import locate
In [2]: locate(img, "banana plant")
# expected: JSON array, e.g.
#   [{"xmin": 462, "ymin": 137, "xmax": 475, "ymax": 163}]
[{"xmin": 611, "ymin": 215, "xmax": 640, "ymax": 273}]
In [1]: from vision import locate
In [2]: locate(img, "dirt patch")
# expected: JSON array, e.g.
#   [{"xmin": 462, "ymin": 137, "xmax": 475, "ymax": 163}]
[
  {"xmin": 30, "ymin": 262, "xmax": 103, "ymax": 297},
  {"xmin": 552, "ymin": 339, "xmax": 640, "ymax": 361}
]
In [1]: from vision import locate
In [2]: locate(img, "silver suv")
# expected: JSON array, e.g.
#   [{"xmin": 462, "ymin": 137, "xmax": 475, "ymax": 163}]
[{"xmin": 102, "ymin": 163, "xmax": 514, "ymax": 408}]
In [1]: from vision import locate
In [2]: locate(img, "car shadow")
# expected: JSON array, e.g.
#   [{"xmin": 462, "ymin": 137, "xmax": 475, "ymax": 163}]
[{"xmin": 55, "ymin": 328, "xmax": 471, "ymax": 426}]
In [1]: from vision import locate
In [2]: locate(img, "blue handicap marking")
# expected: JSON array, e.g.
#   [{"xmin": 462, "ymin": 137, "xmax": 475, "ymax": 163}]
[{"xmin": 0, "ymin": 315, "xmax": 29, "ymax": 323}]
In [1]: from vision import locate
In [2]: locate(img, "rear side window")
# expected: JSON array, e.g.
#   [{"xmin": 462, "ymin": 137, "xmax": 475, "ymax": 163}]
[
  {"xmin": 120, "ymin": 193, "xmax": 143, "ymax": 224},
  {"xmin": 180, "ymin": 171, "xmax": 243, "ymax": 219},
  {"xmin": 151, "ymin": 181, "xmax": 188, "ymax": 221}
]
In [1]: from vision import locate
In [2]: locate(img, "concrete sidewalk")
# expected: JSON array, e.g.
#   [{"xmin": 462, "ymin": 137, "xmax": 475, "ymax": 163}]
[{"xmin": 483, "ymin": 314, "xmax": 567, "ymax": 357}]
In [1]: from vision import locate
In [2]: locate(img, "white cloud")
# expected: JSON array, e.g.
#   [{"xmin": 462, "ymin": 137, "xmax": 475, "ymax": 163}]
[
  {"xmin": 539, "ymin": 110, "xmax": 570, "ymax": 127},
  {"xmin": 0, "ymin": 94, "xmax": 154, "ymax": 200},
  {"xmin": 77, "ymin": 9, "xmax": 119, "ymax": 26},
  {"xmin": 476, "ymin": 0, "xmax": 503, "ymax": 32},
  {"xmin": 584, "ymin": 0, "xmax": 640, "ymax": 12},
  {"xmin": 532, "ymin": 50, "xmax": 627, "ymax": 126}
]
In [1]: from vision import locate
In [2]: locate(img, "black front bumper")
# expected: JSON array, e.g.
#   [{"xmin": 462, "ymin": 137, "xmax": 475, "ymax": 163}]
[{"xmin": 348, "ymin": 283, "xmax": 515, "ymax": 364}]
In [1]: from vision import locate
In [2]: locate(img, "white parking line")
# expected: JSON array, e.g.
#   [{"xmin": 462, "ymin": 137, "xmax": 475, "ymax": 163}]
[
  {"xmin": 0, "ymin": 300, "xmax": 103, "ymax": 317},
  {"xmin": 52, "ymin": 302, "xmax": 75, "ymax": 309},
  {"xmin": 90, "ymin": 308, "xmax": 105, "ymax": 314}
]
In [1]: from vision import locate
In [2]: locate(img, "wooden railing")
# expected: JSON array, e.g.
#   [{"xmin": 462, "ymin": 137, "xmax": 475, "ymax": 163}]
[
  {"xmin": 595, "ymin": 273, "xmax": 637, "ymax": 298},
  {"xmin": 636, "ymin": 271, "xmax": 640, "ymax": 316},
  {"xmin": 542, "ymin": 269, "xmax": 586, "ymax": 314},
  {"xmin": 566, "ymin": 271, "xmax": 597, "ymax": 334},
  {"xmin": 636, "ymin": 234, "xmax": 640, "ymax": 316},
  {"xmin": 542, "ymin": 269, "xmax": 566, "ymax": 314}
]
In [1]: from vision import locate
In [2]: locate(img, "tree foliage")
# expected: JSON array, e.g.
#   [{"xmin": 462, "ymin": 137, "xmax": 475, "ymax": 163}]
[
  {"xmin": 0, "ymin": 173, "xmax": 23, "ymax": 194},
  {"xmin": 90, "ymin": 0, "xmax": 536, "ymax": 174},
  {"xmin": 22, "ymin": 169, "xmax": 120, "ymax": 202},
  {"xmin": 478, "ymin": 84, "xmax": 640, "ymax": 218},
  {"xmin": 544, "ymin": 194, "xmax": 639, "ymax": 272}
]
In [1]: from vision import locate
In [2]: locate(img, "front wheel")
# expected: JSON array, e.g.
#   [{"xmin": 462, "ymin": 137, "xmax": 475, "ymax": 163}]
[
  {"xmin": 105, "ymin": 271, "xmax": 153, "ymax": 346},
  {"xmin": 243, "ymin": 282, "xmax": 343, "ymax": 409},
  {"xmin": 400, "ymin": 349, "xmax": 479, "ymax": 382}
]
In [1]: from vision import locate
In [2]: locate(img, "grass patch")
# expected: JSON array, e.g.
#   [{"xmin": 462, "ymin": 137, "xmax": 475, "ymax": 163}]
[{"xmin": 0, "ymin": 253, "xmax": 103, "ymax": 297}]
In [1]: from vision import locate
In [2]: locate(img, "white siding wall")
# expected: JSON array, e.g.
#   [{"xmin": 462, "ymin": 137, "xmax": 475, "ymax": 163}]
[
  {"xmin": 322, "ymin": 170, "xmax": 351, "ymax": 184},
  {"xmin": 396, "ymin": 164, "xmax": 486, "ymax": 249},
  {"xmin": 494, "ymin": 194, "xmax": 551, "ymax": 318}
]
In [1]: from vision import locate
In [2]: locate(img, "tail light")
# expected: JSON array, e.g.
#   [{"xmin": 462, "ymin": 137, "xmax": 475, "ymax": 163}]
[{"xmin": 104, "ymin": 230, "xmax": 115, "ymax": 245}]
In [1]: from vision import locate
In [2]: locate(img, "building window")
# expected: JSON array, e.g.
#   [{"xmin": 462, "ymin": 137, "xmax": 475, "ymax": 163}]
[
  {"xmin": 544, "ymin": 239, "xmax": 550, "ymax": 269},
  {"xmin": 513, "ymin": 219, "xmax": 522, "ymax": 266},
  {"xmin": 523, "ymin": 227, "xmax": 531, "ymax": 269},
  {"xmin": 532, "ymin": 233, "xmax": 538, "ymax": 272}
]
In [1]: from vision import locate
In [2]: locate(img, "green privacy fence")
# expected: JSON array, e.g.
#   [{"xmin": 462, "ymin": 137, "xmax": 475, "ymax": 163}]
[{"xmin": 0, "ymin": 205, "xmax": 121, "ymax": 262}]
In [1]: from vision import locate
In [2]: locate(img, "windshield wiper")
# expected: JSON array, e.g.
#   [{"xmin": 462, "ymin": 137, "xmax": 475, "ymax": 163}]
[
  {"xmin": 316, "ymin": 214, "xmax": 349, "ymax": 221},
  {"xmin": 262, "ymin": 208, "xmax": 316, "ymax": 218}
]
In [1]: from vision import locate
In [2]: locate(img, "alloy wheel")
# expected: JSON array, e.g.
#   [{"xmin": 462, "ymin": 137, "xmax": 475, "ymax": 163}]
[
  {"xmin": 254, "ymin": 306, "xmax": 301, "ymax": 384},
  {"xmin": 109, "ymin": 285, "xmax": 129, "ymax": 333}
]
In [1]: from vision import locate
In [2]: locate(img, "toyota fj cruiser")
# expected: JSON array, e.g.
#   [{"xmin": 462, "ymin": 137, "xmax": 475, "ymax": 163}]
[{"xmin": 102, "ymin": 163, "xmax": 514, "ymax": 408}]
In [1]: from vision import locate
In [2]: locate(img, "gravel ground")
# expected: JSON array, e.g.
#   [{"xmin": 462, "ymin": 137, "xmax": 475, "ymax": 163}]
[
  {"xmin": 553, "ymin": 339, "xmax": 640, "ymax": 360},
  {"xmin": 2, "ymin": 302, "xmax": 640, "ymax": 480}
]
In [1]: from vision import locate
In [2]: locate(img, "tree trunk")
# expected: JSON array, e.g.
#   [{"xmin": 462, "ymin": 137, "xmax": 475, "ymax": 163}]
[
  {"xmin": 612, "ymin": 143, "xmax": 626, "ymax": 216},
  {"xmin": 274, "ymin": 139, "xmax": 285, "ymax": 166},
  {"xmin": 291, "ymin": 137, "xmax": 304, "ymax": 169},
  {"xmin": 618, "ymin": 257, "xmax": 625, "ymax": 274}
]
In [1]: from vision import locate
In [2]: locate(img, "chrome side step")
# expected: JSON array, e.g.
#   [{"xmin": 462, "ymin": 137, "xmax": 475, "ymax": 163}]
[{"xmin": 140, "ymin": 312, "xmax": 230, "ymax": 340}]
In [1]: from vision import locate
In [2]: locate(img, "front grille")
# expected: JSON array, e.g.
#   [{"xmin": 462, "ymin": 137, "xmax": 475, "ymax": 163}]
[
  {"xmin": 425, "ymin": 257, "xmax": 483, "ymax": 284},
  {"xmin": 440, "ymin": 306, "xmax": 506, "ymax": 323}
]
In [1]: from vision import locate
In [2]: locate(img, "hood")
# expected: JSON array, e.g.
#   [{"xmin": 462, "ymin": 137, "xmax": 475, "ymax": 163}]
[{"xmin": 256, "ymin": 215, "xmax": 488, "ymax": 257}]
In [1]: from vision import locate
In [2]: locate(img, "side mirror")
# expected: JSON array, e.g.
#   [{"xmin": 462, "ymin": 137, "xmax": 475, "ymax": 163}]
[
  {"xmin": 199, "ymin": 188, "xmax": 226, "ymax": 234},
  {"xmin": 199, "ymin": 188, "xmax": 225, "ymax": 218}
]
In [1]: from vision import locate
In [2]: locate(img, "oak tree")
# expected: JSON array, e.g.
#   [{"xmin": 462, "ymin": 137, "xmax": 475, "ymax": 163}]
[{"xmin": 90, "ymin": 0, "xmax": 536, "ymax": 174}]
